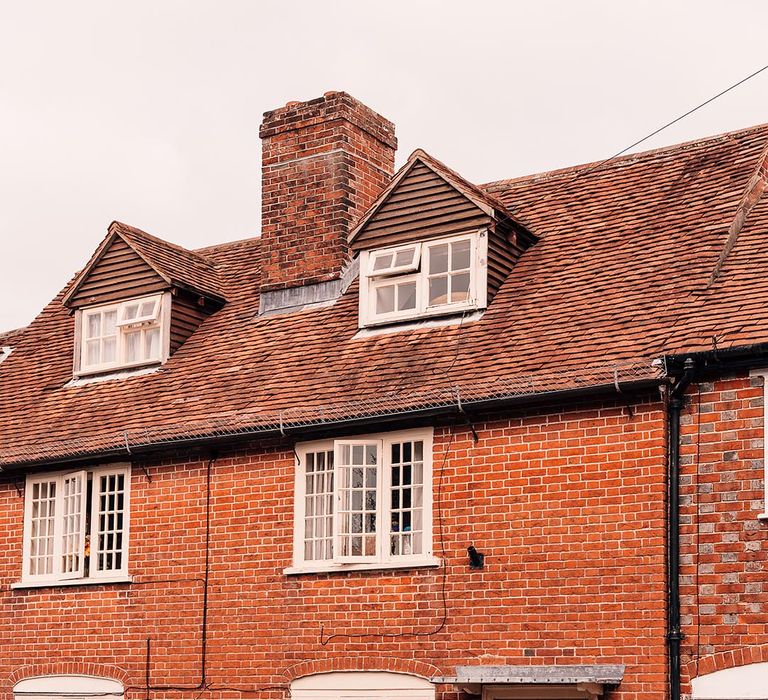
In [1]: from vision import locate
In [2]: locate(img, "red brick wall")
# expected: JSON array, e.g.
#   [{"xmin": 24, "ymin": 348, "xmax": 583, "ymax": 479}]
[
  {"xmin": 0, "ymin": 397, "xmax": 668, "ymax": 700},
  {"xmin": 259, "ymin": 92, "xmax": 396, "ymax": 292},
  {"xmin": 679, "ymin": 372, "xmax": 768, "ymax": 694}
]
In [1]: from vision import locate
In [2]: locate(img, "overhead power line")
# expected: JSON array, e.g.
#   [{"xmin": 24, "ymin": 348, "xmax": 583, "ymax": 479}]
[{"xmin": 577, "ymin": 61, "xmax": 768, "ymax": 179}]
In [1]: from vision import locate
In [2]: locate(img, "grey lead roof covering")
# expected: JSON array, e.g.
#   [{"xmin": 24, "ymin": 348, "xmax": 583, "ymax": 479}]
[{"xmin": 432, "ymin": 665, "xmax": 626, "ymax": 685}]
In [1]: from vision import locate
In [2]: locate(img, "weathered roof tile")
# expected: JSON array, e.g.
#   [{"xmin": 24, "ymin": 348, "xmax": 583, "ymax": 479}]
[{"xmin": 2, "ymin": 123, "xmax": 768, "ymax": 465}]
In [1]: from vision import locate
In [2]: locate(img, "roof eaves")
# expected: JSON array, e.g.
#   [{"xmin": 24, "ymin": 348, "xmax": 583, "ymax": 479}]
[
  {"xmin": 108, "ymin": 221, "xmax": 226, "ymax": 303},
  {"xmin": 0, "ymin": 360, "xmax": 661, "ymax": 469}
]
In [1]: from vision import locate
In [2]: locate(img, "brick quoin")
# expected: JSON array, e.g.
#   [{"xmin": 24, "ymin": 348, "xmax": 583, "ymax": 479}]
[
  {"xmin": 259, "ymin": 91, "xmax": 397, "ymax": 293},
  {"xmin": 678, "ymin": 371, "xmax": 768, "ymax": 697},
  {"xmin": 0, "ymin": 396, "xmax": 668, "ymax": 700}
]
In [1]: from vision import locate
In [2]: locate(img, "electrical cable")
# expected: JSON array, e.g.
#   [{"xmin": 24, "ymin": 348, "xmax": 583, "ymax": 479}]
[
  {"xmin": 514, "ymin": 61, "xmax": 768, "ymax": 218},
  {"xmin": 319, "ymin": 304, "xmax": 474, "ymax": 645},
  {"xmin": 319, "ymin": 424, "xmax": 456, "ymax": 645},
  {"xmin": 573, "ymin": 62, "xmax": 768, "ymax": 182},
  {"xmin": 124, "ymin": 456, "xmax": 214, "ymax": 697}
]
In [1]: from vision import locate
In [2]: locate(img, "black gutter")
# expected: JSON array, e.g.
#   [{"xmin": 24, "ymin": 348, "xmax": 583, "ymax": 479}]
[
  {"xmin": 667, "ymin": 357, "xmax": 695, "ymax": 700},
  {"xmin": 0, "ymin": 378, "xmax": 662, "ymax": 471},
  {"xmin": 664, "ymin": 341, "xmax": 768, "ymax": 375}
]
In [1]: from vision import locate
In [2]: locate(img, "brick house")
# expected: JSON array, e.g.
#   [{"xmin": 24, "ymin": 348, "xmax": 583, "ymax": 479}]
[{"xmin": 1, "ymin": 90, "xmax": 767, "ymax": 700}]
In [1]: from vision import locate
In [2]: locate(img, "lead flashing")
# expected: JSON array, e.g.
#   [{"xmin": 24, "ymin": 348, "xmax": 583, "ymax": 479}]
[{"xmin": 258, "ymin": 257, "xmax": 359, "ymax": 317}]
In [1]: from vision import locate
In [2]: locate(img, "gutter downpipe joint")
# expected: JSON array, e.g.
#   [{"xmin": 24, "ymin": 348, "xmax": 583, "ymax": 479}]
[{"xmin": 668, "ymin": 357, "xmax": 695, "ymax": 700}]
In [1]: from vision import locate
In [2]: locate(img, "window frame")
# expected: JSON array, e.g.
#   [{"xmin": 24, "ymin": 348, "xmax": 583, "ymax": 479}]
[
  {"xmin": 291, "ymin": 671, "xmax": 435, "ymax": 700},
  {"xmin": 366, "ymin": 272, "xmax": 422, "ymax": 325},
  {"xmin": 20, "ymin": 463, "xmax": 132, "ymax": 586},
  {"xmin": 750, "ymin": 369, "xmax": 768, "ymax": 521},
  {"xmin": 359, "ymin": 230, "xmax": 488, "ymax": 328},
  {"xmin": 289, "ymin": 428, "xmax": 437, "ymax": 574},
  {"xmin": 74, "ymin": 292, "xmax": 171, "ymax": 377},
  {"xmin": 368, "ymin": 243, "xmax": 422, "ymax": 277}
]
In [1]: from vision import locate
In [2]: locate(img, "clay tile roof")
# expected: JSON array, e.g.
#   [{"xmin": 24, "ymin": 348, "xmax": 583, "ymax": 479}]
[
  {"xmin": 2, "ymin": 122, "xmax": 768, "ymax": 466},
  {"xmin": 113, "ymin": 221, "xmax": 226, "ymax": 301},
  {"xmin": 64, "ymin": 221, "xmax": 226, "ymax": 306},
  {"xmin": 0, "ymin": 326, "xmax": 26, "ymax": 346}
]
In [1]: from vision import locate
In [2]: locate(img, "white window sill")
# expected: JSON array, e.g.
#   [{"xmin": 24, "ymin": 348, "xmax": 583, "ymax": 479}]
[
  {"xmin": 284, "ymin": 556, "xmax": 441, "ymax": 576},
  {"xmin": 757, "ymin": 513, "xmax": 768, "ymax": 521},
  {"xmin": 355, "ymin": 310, "xmax": 484, "ymax": 339},
  {"xmin": 74, "ymin": 359, "xmax": 162, "ymax": 379},
  {"xmin": 11, "ymin": 575, "xmax": 133, "ymax": 590},
  {"xmin": 67, "ymin": 365, "xmax": 161, "ymax": 387}
]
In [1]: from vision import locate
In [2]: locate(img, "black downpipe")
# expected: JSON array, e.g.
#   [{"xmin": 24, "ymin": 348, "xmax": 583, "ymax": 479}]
[
  {"xmin": 667, "ymin": 358, "xmax": 695, "ymax": 700},
  {"xmin": 140, "ymin": 454, "xmax": 214, "ymax": 696}
]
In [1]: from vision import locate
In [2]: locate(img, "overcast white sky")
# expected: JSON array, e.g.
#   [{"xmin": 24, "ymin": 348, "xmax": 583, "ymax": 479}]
[{"xmin": 1, "ymin": 0, "xmax": 767, "ymax": 332}]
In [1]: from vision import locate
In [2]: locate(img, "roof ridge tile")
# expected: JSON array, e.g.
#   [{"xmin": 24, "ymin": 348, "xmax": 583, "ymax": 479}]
[{"xmin": 484, "ymin": 121, "xmax": 768, "ymax": 191}]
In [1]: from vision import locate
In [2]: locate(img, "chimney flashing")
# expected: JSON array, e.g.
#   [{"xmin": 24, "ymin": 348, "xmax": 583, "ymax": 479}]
[{"xmin": 258, "ymin": 256, "xmax": 360, "ymax": 317}]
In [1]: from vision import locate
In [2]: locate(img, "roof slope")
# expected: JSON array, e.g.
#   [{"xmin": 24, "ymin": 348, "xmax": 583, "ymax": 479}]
[
  {"xmin": 63, "ymin": 221, "xmax": 226, "ymax": 306},
  {"xmin": 2, "ymin": 123, "xmax": 768, "ymax": 465},
  {"xmin": 0, "ymin": 327, "xmax": 26, "ymax": 346}
]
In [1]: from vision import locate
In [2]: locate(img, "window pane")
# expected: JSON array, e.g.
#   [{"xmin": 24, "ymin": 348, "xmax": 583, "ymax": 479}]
[
  {"xmin": 122, "ymin": 304, "xmax": 138, "ymax": 321},
  {"xmin": 86, "ymin": 314, "xmax": 101, "ymax": 339},
  {"xmin": 394, "ymin": 248, "xmax": 414, "ymax": 267},
  {"xmin": 397, "ymin": 281, "xmax": 417, "ymax": 311},
  {"xmin": 429, "ymin": 244, "xmax": 449, "ymax": 274},
  {"xmin": 428, "ymin": 276, "xmax": 448, "ymax": 306},
  {"xmin": 451, "ymin": 273, "xmax": 471, "ymax": 302},
  {"xmin": 28, "ymin": 480, "xmax": 56, "ymax": 577},
  {"xmin": 337, "ymin": 443, "xmax": 378, "ymax": 560},
  {"xmin": 145, "ymin": 328, "xmax": 160, "ymax": 360},
  {"xmin": 303, "ymin": 449, "xmax": 334, "ymax": 561},
  {"xmin": 373, "ymin": 252, "xmax": 393, "ymax": 271},
  {"xmin": 94, "ymin": 471, "xmax": 127, "ymax": 573},
  {"xmin": 139, "ymin": 300, "xmax": 155, "ymax": 317},
  {"xmin": 375, "ymin": 285, "xmax": 395, "ymax": 315},
  {"xmin": 103, "ymin": 337, "xmax": 117, "ymax": 363},
  {"xmin": 85, "ymin": 340, "xmax": 100, "ymax": 366},
  {"xmin": 61, "ymin": 472, "xmax": 85, "ymax": 575},
  {"xmin": 125, "ymin": 332, "xmax": 140, "ymax": 362},
  {"xmin": 451, "ymin": 239, "xmax": 471, "ymax": 270},
  {"xmin": 104, "ymin": 310, "xmax": 117, "ymax": 335},
  {"xmin": 389, "ymin": 440, "xmax": 424, "ymax": 557}
]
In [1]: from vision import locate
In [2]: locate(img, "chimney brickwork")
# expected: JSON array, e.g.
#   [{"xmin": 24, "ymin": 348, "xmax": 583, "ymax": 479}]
[{"xmin": 259, "ymin": 91, "xmax": 397, "ymax": 293}]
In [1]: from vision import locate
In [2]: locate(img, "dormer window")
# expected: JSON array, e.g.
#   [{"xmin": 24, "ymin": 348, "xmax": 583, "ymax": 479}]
[
  {"xmin": 359, "ymin": 231, "xmax": 488, "ymax": 327},
  {"xmin": 370, "ymin": 244, "xmax": 421, "ymax": 276},
  {"xmin": 349, "ymin": 150, "xmax": 537, "ymax": 330},
  {"xmin": 77, "ymin": 293, "xmax": 168, "ymax": 375}
]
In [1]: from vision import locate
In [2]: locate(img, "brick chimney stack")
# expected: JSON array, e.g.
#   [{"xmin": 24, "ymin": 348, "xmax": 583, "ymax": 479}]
[{"xmin": 259, "ymin": 91, "xmax": 397, "ymax": 293}]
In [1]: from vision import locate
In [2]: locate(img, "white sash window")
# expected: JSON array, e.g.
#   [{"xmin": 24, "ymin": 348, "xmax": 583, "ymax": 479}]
[
  {"xmin": 77, "ymin": 293, "xmax": 168, "ymax": 375},
  {"xmin": 359, "ymin": 231, "xmax": 488, "ymax": 327},
  {"xmin": 291, "ymin": 429, "xmax": 437, "ymax": 574},
  {"xmin": 21, "ymin": 464, "xmax": 131, "ymax": 586}
]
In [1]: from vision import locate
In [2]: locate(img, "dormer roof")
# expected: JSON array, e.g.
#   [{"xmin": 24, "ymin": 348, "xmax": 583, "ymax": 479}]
[
  {"xmin": 349, "ymin": 149, "xmax": 537, "ymax": 249},
  {"xmin": 62, "ymin": 221, "xmax": 226, "ymax": 308}
]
